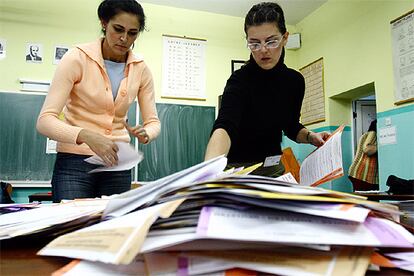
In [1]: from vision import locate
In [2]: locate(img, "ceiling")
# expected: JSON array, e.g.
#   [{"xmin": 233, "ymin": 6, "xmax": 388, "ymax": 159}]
[{"xmin": 139, "ymin": 0, "xmax": 327, "ymax": 25}]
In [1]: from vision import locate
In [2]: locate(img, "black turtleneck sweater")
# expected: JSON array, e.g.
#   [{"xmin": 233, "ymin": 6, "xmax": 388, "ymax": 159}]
[{"xmin": 212, "ymin": 55, "xmax": 305, "ymax": 163}]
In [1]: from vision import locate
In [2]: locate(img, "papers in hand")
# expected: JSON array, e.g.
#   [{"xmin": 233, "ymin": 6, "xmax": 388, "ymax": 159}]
[
  {"xmin": 300, "ymin": 125, "xmax": 345, "ymax": 186},
  {"xmin": 84, "ymin": 142, "xmax": 143, "ymax": 173}
]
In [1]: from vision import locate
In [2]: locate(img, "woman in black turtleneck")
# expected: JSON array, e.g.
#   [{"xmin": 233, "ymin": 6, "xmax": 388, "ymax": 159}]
[{"xmin": 204, "ymin": 2, "xmax": 330, "ymax": 177}]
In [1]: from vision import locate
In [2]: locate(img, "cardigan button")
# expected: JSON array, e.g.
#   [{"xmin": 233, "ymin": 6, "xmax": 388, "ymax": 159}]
[
  {"xmin": 121, "ymin": 91, "xmax": 127, "ymax": 97},
  {"xmin": 105, "ymin": 129, "xmax": 111, "ymax": 135}
]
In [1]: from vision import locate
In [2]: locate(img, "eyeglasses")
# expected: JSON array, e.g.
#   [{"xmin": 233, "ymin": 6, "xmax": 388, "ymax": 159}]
[{"xmin": 247, "ymin": 37, "xmax": 283, "ymax": 51}]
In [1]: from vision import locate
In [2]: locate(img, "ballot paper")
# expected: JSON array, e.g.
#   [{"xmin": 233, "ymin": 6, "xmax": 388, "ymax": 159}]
[
  {"xmin": 38, "ymin": 199, "xmax": 184, "ymax": 265},
  {"xmin": 0, "ymin": 199, "xmax": 107, "ymax": 240},
  {"xmin": 102, "ymin": 155, "xmax": 227, "ymax": 219},
  {"xmin": 300, "ymin": 125, "xmax": 344, "ymax": 186},
  {"xmin": 384, "ymin": 252, "xmax": 414, "ymax": 272},
  {"xmin": 84, "ymin": 142, "xmax": 143, "ymax": 173},
  {"xmin": 196, "ymin": 206, "xmax": 414, "ymax": 248},
  {"xmin": 143, "ymin": 247, "xmax": 372, "ymax": 276}
]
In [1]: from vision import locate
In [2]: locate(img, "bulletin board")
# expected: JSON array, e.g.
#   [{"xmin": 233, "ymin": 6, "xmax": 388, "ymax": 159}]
[
  {"xmin": 299, "ymin": 57, "xmax": 325, "ymax": 125},
  {"xmin": 390, "ymin": 9, "xmax": 414, "ymax": 105},
  {"xmin": 161, "ymin": 35, "xmax": 207, "ymax": 101}
]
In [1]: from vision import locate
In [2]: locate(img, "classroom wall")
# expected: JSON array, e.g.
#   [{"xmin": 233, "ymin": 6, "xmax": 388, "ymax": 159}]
[
  {"xmin": 0, "ymin": 0, "xmax": 298, "ymax": 104},
  {"xmin": 2, "ymin": 0, "xmax": 413, "ymax": 200},
  {"xmin": 296, "ymin": 0, "xmax": 413, "ymax": 117},
  {"xmin": 377, "ymin": 105, "xmax": 414, "ymax": 190},
  {"xmin": 287, "ymin": 0, "xmax": 414, "ymax": 190},
  {"xmin": 0, "ymin": 0, "xmax": 297, "ymax": 202}
]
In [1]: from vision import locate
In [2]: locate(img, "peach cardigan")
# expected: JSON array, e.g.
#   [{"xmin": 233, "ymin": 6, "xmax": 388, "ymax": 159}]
[{"xmin": 37, "ymin": 39, "xmax": 160, "ymax": 155}]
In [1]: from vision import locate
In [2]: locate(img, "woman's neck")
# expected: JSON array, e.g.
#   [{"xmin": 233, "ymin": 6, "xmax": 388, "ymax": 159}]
[{"xmin": 101, "ymin": 39, "xmax": 126, "ymax": 62}]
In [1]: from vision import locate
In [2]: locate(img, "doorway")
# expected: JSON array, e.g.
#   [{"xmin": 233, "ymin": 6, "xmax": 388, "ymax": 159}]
[{"xmin": 352, "ymin": 97, "xmax": 377, "ymax": 151}]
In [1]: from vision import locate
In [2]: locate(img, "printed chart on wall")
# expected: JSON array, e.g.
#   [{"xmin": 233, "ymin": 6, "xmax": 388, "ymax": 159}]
[
  {"xmin": 162, "ymin": 35, "xmax": 206, "ymax": 100},
  {"xmin": 299, "ymin": 57, "xmax": 325, "ymax": 125},
  {"xmin": 391, "ymin": 9, "xmax": 414, "ymax": 105}
]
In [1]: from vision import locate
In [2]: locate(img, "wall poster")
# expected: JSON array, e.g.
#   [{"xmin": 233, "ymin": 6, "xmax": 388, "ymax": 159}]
[
  {"xmin": 391, "ymin": 9, "xmax": 414, "ymax": 105},
  {"xmin": 162, "ymin": 35, "xmax": 206, "ymax": 101},
  {"xmin": 299, "ymin": 57, "xmax": 325, "ymax": 125}
]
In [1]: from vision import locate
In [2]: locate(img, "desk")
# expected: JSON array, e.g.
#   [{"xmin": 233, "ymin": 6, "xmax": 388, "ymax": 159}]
[
  {"xmin": 0, "ymin": 238, "xmax": 412, "ymax": 276},
  {"xmin": 354, "ymin": 193, "xmax": 414, "ymax": 201},
  {"xmin": 0, "ymin": 238, "xmax": 70, "ymax": 276}
]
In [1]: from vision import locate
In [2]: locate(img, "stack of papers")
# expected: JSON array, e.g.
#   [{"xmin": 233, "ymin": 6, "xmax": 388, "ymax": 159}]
[
  {"xmin": 34, "ymin": 155, "xmax": 414, "ymax": 275},
  {"xmin": 0, "ymin": 199, "xmax": 107, "ymax": 240},
  {"xmin": 2, "ymin": 129, "xmax": 413, "ymax": 275}
]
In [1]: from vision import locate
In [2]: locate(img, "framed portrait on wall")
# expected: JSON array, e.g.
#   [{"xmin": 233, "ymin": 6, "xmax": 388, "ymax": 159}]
[
  {"xmin": 25, "ymin": 43, "xmax": 43, "ymax": 63},
  {"xmin": 231, "ymin": 60, "xmax": 246, "ymax": 73},
  {"xmin": 53, "ymin": 46, "xmax": 69, "ymax": 64}
]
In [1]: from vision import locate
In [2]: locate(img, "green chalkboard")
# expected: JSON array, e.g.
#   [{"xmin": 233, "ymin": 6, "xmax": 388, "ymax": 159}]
[
  {"xmin": 0, "ymin": 92, "xmax": 137, "ymax": 182},
  {"xmin": 138, "ymin": 103, "xmax": 215, "ymax": 181},
  {"xmin": 0, "ymin": 92, "xmax": 55, "ymax": 180}
]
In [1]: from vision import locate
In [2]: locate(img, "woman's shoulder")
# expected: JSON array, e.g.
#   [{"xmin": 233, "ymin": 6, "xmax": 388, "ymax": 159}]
[
  {"xmin": 284, "ymin": 66, "xmax": 304, "ymax": 80},
  {"xmin": 230, "ymin": 61, "xmax": 254, "ymax": 81}
]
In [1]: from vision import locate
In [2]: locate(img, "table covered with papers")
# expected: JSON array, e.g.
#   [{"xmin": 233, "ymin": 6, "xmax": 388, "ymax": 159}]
[{"xmin": 1, "ymin": 156, "xmax": 414, "ymax": 276}]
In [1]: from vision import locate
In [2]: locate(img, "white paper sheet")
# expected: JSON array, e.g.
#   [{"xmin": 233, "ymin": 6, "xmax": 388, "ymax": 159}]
[
  {"xmin": 38, "ymin": 200, "xmax": 182, "ymax": 264},
  {"xmin": 84, "ymin": 142, "xmax": 143, "ymax": 173},
  {"xmin": 196, "ymin": 206, "xmax": 414, "ymax": 248},
  {"xmin": 300, "ymin": 127, "xmax": 344, "ymax": 186},
  {"xmin": 102, "ymin": 155, "xmax": 227, "ymax": 219}
]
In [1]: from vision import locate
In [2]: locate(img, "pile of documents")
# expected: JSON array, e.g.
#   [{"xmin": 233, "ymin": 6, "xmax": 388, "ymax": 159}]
[
  {"xmin": 2, "ymin": 127, "xmax": 413, "ymax": 275},
  {"xmin": 0, "ymin": 199, "xmax": 107, "ymax": 240},
  {"xmin": 30, "ymin": 155, "xmax": 413, "ymax": 275}
]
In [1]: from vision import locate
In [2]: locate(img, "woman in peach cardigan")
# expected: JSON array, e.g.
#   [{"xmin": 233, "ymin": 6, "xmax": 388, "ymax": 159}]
[{"xmin": 37, "ymin": 0, "xmax": 160, "ymax": 202}]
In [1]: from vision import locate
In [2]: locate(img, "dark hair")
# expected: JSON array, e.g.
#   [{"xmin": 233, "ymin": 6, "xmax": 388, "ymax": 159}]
[
  {"xmin": 98, "ymin": 0, "xmax": 146, "ymax": 33},
  {"xmin": 244, "ymin": 2, "xmax": 286, "ymax": 35},
  {"xmin": 368, "ymin": 119, "xmax": 377, "ymax": 132}
]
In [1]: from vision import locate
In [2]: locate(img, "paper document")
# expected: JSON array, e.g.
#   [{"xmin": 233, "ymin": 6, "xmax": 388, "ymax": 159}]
[
  {"xmin": 0, "ymin": 199, "xmax": 107, "ymax": 240},
  {"xmin": 38, "ymin": 199, "xmax": 184, "ymax": 265},
  {"xmin": 300, "ymin": 125, "xmax": 344, "ymax": 186},
  {"xmin": 84, "ymin": 142, "xmax": 143, "ymax": 173},
  {"xmin": 196, "ymin": 206, "xmax": 414, "ymax": 247},
  {"xmin": 102, "ymin": 155, "xmax": 227, "ymax": 219}
]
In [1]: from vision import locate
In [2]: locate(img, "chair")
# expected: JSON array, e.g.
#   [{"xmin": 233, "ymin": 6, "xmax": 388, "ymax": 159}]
[{"xmin": 280, "ymin": 147, "xmax": 301, "ymax": 183}]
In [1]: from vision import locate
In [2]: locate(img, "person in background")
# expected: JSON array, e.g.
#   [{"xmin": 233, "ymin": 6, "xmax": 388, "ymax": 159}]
[
  {"xmin": 37, "ymin": 0, "xmax": 160, "ymax": 202},
  {"xmin": 26, "ymin": 45, "xmax": 42, "ymax": 61},
  {"xmin": 204, "ymin": 2, "xmax": 329, "ymax": 177},
  {"xmin": 348, "ymin": 119, "xmax": 379, "ymax": 191}
]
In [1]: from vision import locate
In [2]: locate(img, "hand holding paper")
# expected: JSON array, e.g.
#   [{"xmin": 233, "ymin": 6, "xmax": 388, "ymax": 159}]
[{"xmin": 84, "ymin": 141, "xmax": 143, "ymax": 173}]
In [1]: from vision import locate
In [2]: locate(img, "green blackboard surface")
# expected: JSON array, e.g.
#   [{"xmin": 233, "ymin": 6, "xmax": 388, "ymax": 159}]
[
  {"xmin": 138, "ymin": 103, "xmax": 215, "ymax": 181},
  {"xmin": 0, "ymin": 92, "xmax": 55, "ymax": 181},
  {"xmin": 0, "ymin": 91, "xmax": 137, "ymax": 182}
]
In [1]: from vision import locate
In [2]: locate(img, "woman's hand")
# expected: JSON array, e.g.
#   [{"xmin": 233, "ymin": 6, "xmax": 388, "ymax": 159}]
[
  {"xmin": 76, "ymin": 129, "xmax": 119, "ymax": 167},
  {"xmin": 309, "ymin": 131, "xmax": 330, "ymax": 147},
  {"xmin": 123, "ymin": 121, "xmax": 149, "ymax": 144}
]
